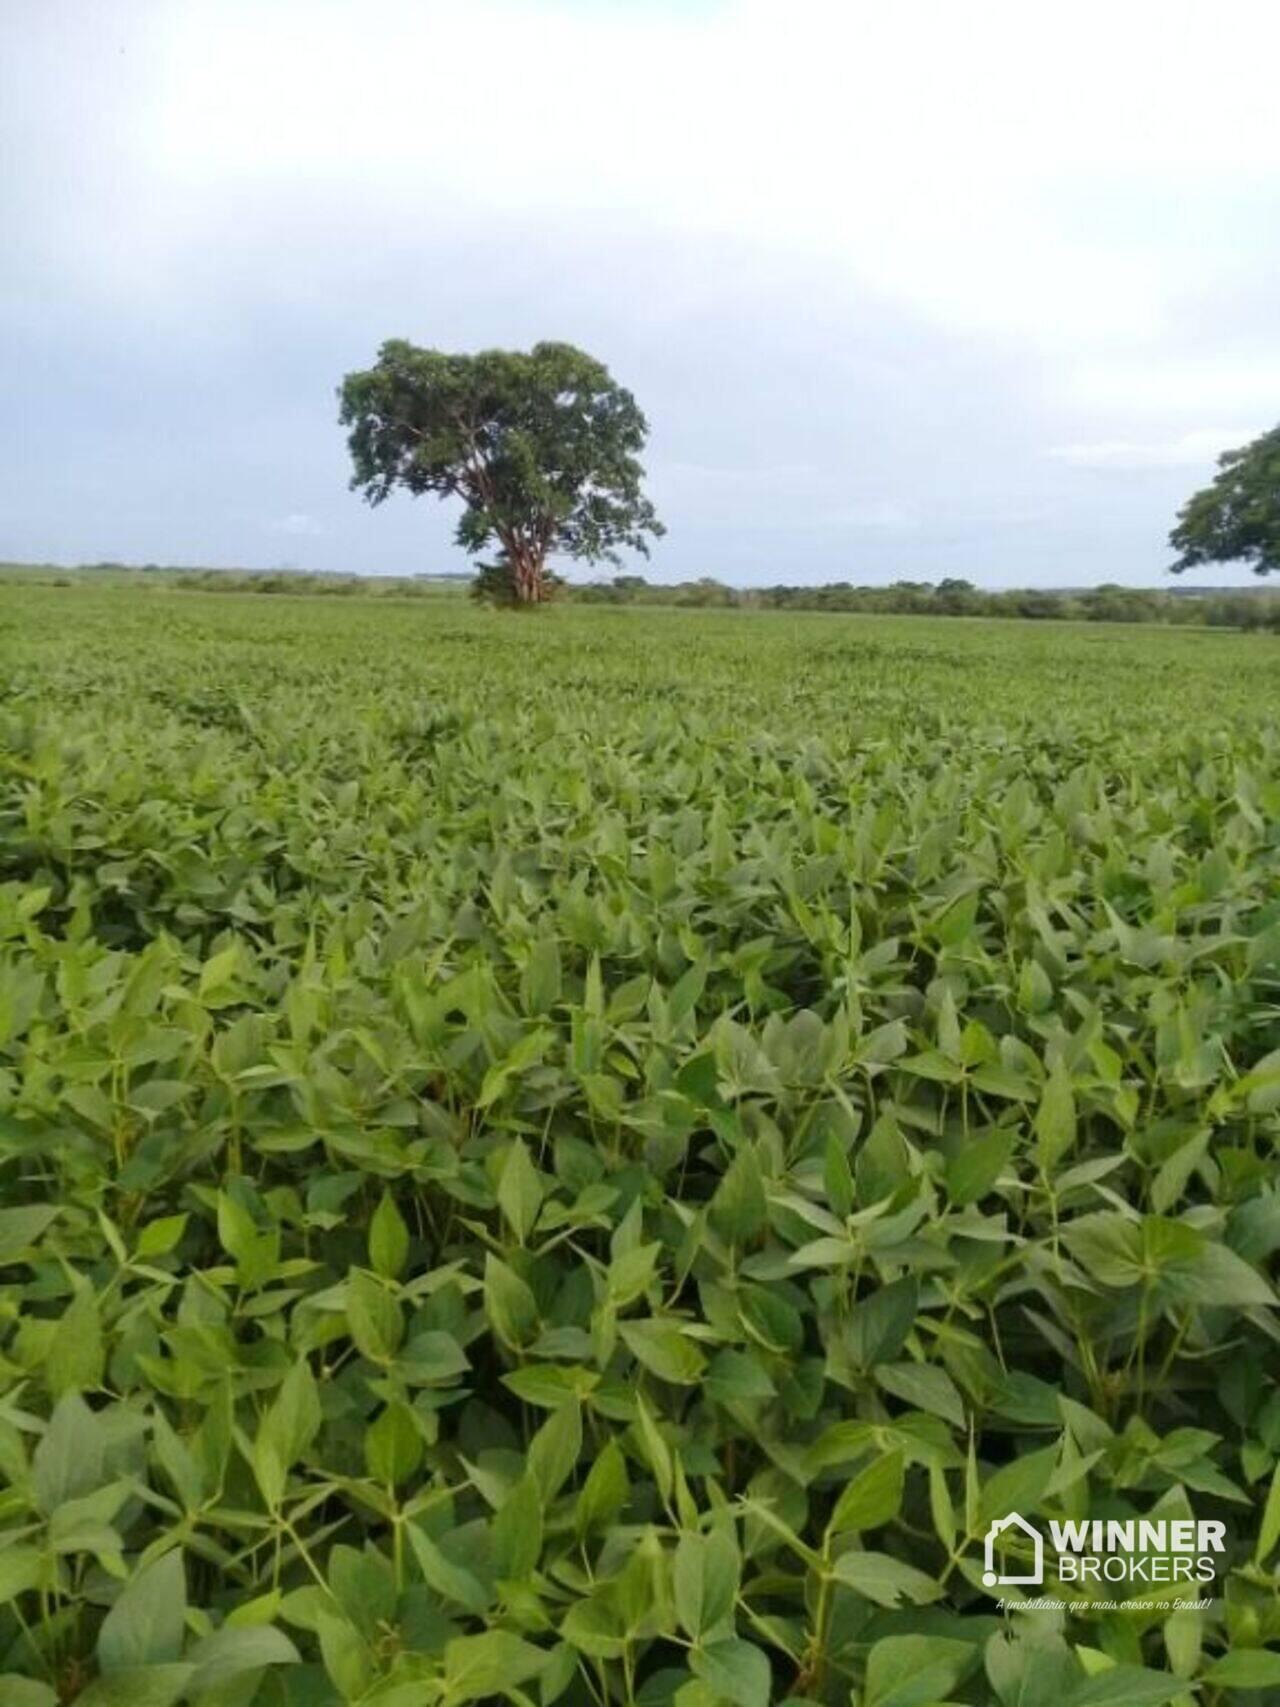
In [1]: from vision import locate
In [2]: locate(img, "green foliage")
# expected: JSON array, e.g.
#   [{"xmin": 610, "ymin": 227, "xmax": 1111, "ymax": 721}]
[
  {"xmin": 577, "ymin": 573, "xmax": 1280, "ymax": 628},
  {"xmin": 2, "ymin": 583, "xmax": 1280, "ymax": 1702},
  {"xmin": 338, "ymin": 341, "xmax": 664, "ymax": 604},
  {"xmin": 469, "ymin": 558, "xmax": 565, "ymax": 611},
  {"xmin": 15, "ymin": 562, "xmax": 1280, "ymax": 628},
  {"xmin": 1171, "ymin": 424, "xmax": 1280, "ymax": 575}
]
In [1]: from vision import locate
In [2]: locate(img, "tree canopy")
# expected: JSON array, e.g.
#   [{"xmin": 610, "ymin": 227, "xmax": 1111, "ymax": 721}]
[
  {"xmin": 1170, "ymin": 425, "xmax": 1280, "ymax": 575},
  {"xmin": 339, "ymin": 340, "xmax": 663, "ymax": 603}
]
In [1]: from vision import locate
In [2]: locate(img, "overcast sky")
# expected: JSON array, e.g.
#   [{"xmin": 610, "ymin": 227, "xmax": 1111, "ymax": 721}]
[{"xmin": 5, "ymin": 0, "xmax": 1280, "ymax": 587}]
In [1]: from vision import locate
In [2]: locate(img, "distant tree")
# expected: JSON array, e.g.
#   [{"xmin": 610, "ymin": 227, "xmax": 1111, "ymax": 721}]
[
  {"xmin": 934, "ymin": 577, "xmax": 981, "ymax": 615},
  {"xmin": 675, "ymin": 577, "xmax": 733, "ymax": 608},
  {"xmin": 1081, "ymin": 583, "xmax": 1155, "ymax": 624},
  {"xmin": 1007, "ymin": 590, "xmax": 1060, "ymax": 620},
  {"xmin": 1170, "ymin": 426, "xmax": 1280, "ymax": 575},
  {"xmin": 339, "ymin": 340, "xmax": 664, "ymax": 605}
]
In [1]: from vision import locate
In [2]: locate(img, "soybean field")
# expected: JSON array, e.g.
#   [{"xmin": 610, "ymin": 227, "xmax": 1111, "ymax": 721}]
[{"xmin": 2, "ymin": 580, "xmax": 1280, "ymax": 1706}]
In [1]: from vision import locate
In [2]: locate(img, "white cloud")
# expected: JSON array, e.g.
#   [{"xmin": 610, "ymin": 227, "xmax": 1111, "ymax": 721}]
[
  {"xmin": 270, "ymin": 513, "xmax": 323, "ymax": 537},
  {"xmin": 105, "ymin": 0, "xmax": 1280, "ymax": 348},
  {"xmin": 1049, "ymin": 429, "xmax": 1260, "ymax": 471},
  {"xmin": 805, "ymin": 502, "xmax": 918, "ymax": 532},
  {"xmin": 8, "ymin": 0, "xmax": 1280, "ymax": 585},
  {"xmin": 653, "ymin": 462, "xmax": 822, "ymax": 494},
  {"xmin": 1065, "ymin": 360, "xmax": 1280, "ymax": 418}
]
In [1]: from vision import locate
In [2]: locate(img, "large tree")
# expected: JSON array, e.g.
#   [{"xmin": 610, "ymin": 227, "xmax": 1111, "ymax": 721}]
[
  {"xmin": 339, "ymin": 340, "xmax": 663, "ymax": 604},
  {"xmin": 1170, "ymin": 425, "xmax": 1280, "ymax": 575}
]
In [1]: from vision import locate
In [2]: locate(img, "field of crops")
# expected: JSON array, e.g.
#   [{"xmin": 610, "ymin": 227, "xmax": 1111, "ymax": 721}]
[{"xmin": 2, "ymin": 581, "xmax": 1280, "ymax": 1707}]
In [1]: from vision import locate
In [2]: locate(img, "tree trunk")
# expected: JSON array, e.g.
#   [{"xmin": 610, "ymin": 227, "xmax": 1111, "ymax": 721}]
[{"xmin": 512, "ymin": 548, "xmax": 546, "ymax": 604}]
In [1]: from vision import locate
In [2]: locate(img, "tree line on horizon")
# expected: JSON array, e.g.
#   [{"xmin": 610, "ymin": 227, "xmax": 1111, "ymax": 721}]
[
  {"xmin": 574, "ymin": 574, "xmax": 1280, "ymax": 627},
  {"xmin": 24, "ymin": 563, "xmax": 1280, "ymax": 630}
]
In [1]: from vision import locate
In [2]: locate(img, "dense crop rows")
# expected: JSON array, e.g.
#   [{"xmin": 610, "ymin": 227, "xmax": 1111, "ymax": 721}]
[{"xmin": 2, "ymin": 583, "xmax": 1280, "ymax": 1706}]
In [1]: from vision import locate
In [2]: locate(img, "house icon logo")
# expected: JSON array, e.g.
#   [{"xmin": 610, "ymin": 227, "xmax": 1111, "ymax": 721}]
[{"xmin": 982, "ymin": 1512, "xmax": 1044, "ymax": 1587}]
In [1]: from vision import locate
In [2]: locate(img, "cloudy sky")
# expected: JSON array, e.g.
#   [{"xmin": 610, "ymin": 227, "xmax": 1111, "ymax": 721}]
[{"xmin": 5, "ymin": 0, "xmax": 1280, "ymax": 586}]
